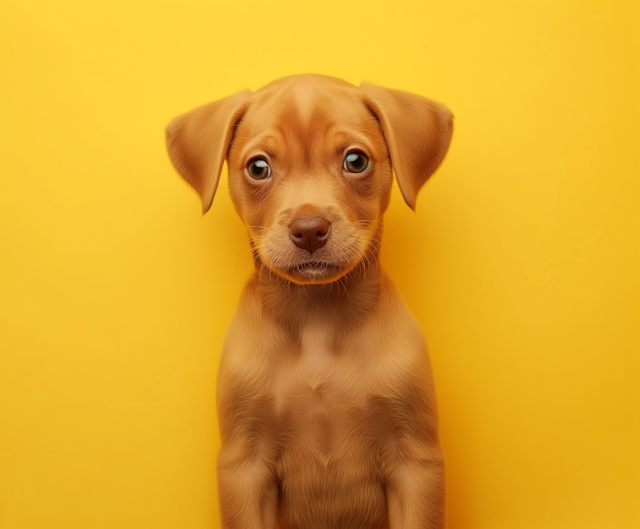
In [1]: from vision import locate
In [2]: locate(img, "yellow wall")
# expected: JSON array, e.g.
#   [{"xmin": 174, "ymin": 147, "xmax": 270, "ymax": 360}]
[{"xmin": 1, "ymin": 1, "xmax": 638, "ymax": 528}]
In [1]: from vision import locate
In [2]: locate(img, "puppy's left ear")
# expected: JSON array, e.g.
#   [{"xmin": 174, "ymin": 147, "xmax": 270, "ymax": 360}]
[
  {"xmin": 360, "ymin": 83, "xmax": 453, "ymax": 210},
  {"xmin": 165, "ymin": 90, "xmax": 250, "ymax": 214}
]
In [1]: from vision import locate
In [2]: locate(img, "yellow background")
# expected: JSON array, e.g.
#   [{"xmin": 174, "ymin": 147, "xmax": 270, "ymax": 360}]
[{"xmin": 1, "ymin": 1, "xmax": 638, "ymax": 528}]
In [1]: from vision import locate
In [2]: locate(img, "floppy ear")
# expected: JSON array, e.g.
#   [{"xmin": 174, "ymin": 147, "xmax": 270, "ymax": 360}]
[
  {"xmin": 360, "ymin": 83, "xmax": 453, "ymax": 210},
  {"xmin": 165, "ymin": 90, "xmax": 250, "ymax": 214}
]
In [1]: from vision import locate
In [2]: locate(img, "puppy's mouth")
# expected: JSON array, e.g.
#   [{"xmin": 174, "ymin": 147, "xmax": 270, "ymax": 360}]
[
  {"xmin": 288, "ymin": 260, "xmax": 334, "ymax": 271},
  {"xmin": 285, "ymin": 260, "xmax": 342, "ymax": 283}
]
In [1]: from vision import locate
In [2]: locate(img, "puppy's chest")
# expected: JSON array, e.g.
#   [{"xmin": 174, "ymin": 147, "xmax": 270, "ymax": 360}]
[
  {"xmin": 269, "ymin": 323, "xmax": 387, "ymax": 525},
  {"xmin": 272, "ymin": 325, "xmax": 371, "ymax": 445}
]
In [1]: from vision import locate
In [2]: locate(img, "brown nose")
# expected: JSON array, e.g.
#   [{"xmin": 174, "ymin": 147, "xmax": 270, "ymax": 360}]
[{"xmin": 289, "ymin": 217, "xmax": 330, "ymax": 254}]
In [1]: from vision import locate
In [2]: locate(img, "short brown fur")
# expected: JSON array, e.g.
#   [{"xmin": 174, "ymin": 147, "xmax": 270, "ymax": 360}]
[{"xmin": 166, "ymin": 74, "xmax": 453, "ymax": 529}]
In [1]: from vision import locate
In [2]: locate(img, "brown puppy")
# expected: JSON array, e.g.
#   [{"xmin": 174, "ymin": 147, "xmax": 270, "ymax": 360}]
[{"xmin": 166, "ymin": 74, "xmax": 453, "ymax": 529}]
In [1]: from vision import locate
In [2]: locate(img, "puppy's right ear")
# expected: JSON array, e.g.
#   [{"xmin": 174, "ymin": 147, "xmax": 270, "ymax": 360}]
[
  {"xmin": 165, "ymin": 90, "xmax": 250, "ymax": 214},
  {"xmin": 360, "ymin": 83, "xmax": 453, "ymax": 211}
]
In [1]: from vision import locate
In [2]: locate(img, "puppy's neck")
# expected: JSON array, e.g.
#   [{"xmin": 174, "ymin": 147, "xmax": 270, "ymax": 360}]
[{"xmin": 255, "ymin": 261, "xmax": 383, "ymax": 336}]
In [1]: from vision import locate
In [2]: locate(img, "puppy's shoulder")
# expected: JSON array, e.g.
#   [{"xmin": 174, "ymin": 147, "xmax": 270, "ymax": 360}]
[
  {"xmin": 223, "ymin": 276, "xmax": 266, "ymax": 345},
  {"xmin": 219, "ymin": 275, "xmax": 288, "ymax": 372},
  {"xmin": 364, "ymin": 277, "xmax": 439, "ymax": 438},
  {"xmin": 377, "ymin": 274, "xmax": 428, "ymax": 351},
  {"xmin": 368, "ymin": 274, "xmax": 434, "ymax": 383},
  {"xmin": 217, "ymin": 277, "xmax": 281, "ymax": 422}
]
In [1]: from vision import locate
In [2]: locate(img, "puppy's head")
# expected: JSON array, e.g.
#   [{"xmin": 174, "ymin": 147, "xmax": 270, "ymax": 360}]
[{"xmin": 166, "ymin": 74, "xmax": 453, "ymax": 284}]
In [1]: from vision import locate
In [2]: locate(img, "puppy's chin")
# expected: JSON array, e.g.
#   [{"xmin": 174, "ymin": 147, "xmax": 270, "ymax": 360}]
[
  {"xmin": 259, "ymin": 257, "xmax": 359, "ymax": 285},
  {"xmin": 279, "ymin": 261, "xmax": 346, "ymax": 285}
]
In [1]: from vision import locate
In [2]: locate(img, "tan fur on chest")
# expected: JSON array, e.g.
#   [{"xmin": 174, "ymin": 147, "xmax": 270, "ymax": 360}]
[{"xmin": 274, "ymin": 324, "xmax": 388, "ymax": 529}]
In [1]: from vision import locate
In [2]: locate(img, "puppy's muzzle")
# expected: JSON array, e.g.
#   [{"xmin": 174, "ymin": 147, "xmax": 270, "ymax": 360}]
[{"xmin": 289, "ymin": 217, "xmax": 330, "ymax": 254}]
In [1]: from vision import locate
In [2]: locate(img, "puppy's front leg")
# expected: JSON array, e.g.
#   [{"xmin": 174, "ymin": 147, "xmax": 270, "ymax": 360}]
[
  {"xmin": 381, "ymin": 365, "xmax": 445, "ymax": 529},
  {"xmin": 217, "ymin": 441, "xmax": 278, "ymax": 529},
  {"xmin": 216, "ymin": 340, "xmax": 278, "ymax": 529},
  {"xmin": 384, "ymin": 440, "xmax": 446, "ymax": 529}
]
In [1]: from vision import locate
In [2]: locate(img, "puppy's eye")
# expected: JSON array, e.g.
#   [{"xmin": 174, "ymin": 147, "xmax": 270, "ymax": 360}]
[
  {"xmin": 247, "ymin": 158, "xmax": 271, "ymax": 180},
  {"xmin": 343, "ymin": 152, "xmax": 369, "ymax": 173}
]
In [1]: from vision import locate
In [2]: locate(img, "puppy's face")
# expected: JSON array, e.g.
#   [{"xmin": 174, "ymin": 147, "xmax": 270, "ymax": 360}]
[
  {"xmin": 166, "ymin": 75, "xmax": 453, "ymax": 285},
  {"xmin": 227, "ymin": 78, "xmax": 392, "ymax": 284}
]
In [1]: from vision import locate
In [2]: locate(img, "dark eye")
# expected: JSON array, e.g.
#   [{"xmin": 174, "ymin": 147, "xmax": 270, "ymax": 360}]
[
  {"xmin": 343, "ymin": 152, "xmax": 369, "ymax": 173},
  {"xmin": 247, "ymin": 158, "xmax": 271, "ymax": 180}
]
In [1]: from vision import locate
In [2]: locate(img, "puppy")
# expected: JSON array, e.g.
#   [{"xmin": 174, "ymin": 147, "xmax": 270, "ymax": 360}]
[{"xmin": 166, "ymin": 74, "xmax": 453, "ymax": 529}]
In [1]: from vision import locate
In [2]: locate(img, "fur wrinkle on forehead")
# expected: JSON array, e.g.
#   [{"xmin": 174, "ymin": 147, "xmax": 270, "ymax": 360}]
[
  {"xmin": 290, "ymin": 83, "xmax": 317, "ymax": 123},
  {"xmin": 252, "ymin": 80, "xmax": 357, "ymax": 130}
]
